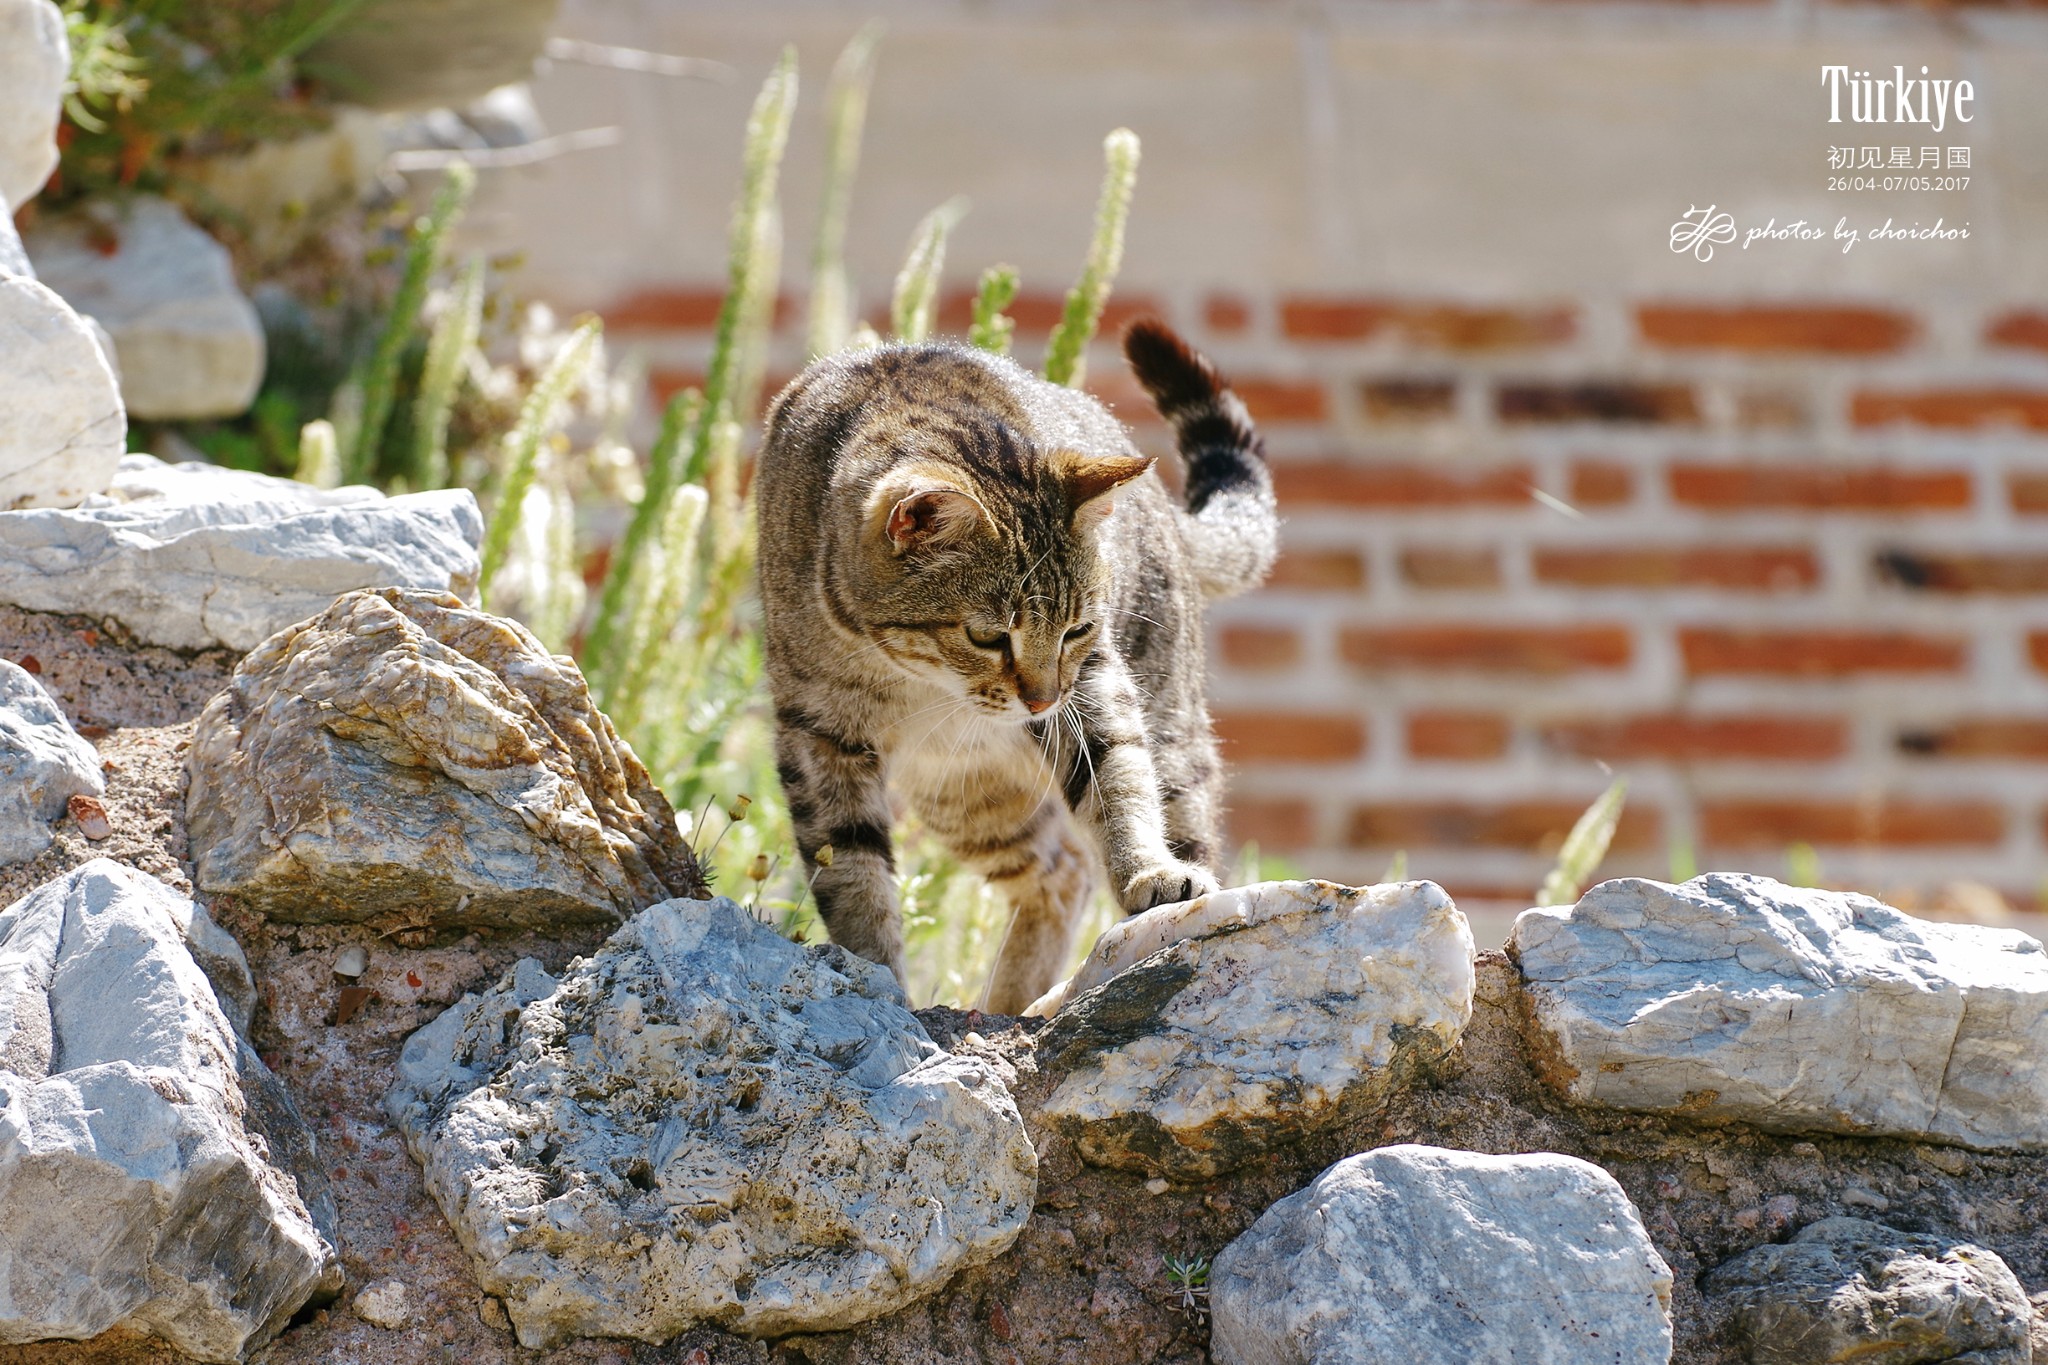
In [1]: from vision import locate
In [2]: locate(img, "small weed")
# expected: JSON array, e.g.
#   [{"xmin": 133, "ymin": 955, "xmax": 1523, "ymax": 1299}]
[{"xmin": 1162, "ymin": 1253, "xmax": 1211, "ymax": 1321}]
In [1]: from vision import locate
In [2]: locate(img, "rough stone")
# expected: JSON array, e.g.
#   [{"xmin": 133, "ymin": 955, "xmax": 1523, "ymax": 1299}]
[
  {"xmin": 1703, "ymin": 1217, "xmax": 2032, "ymax": 1365},
  {"xmin": 24, "ymin": 196, "xmax": 265, "ymax": 420},
  {"xmin": 187, "ymin": 588, "xmax": 705, "ymax": 932},
  {"xmin": 0, "ymin": 454, "xmax": 482, "ymax": 650},
  {"xmin": 387, "ymin": 896, "xmax": 1037, "ymax": 1348},
  {"xmin": 1035, "ymin": 880, "xmax": 1473, "ymax": 1178},
  {"xmin": 0, "ymin": 275, "xmax": 127, "ymax": 511},
  {"xmin": 0, "ymin": 860, "xmax": 341, "ymax": 1360},
  {"xmin": 0, "ymin": 660, "xmax": 104, "ymax": 865},
  {"xmin": 306, "ymin": 0, "xmax": 560, "ymax": 110},
  {"xmin": 352, "ymin": 1278, "xmax": 412, "ymax": 1330},
  {"xmin": 1209, "ymin": 1144, "xmax": 1674, "ymax": 1365},
  {"xmin": 1510, "ymin": 873, "xmax": 2048, "ymax": 1150},
  {"xmin": 0, "ymin": 0, "xmax": 65, "ymax": 210}
]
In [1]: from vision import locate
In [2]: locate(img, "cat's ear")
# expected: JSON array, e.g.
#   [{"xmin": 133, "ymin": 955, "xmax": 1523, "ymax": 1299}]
[
  {"xmin": 879, "ymin": 481, "xmax": 991, "ymax": 555},
  {"xmin": 1057, "ymin": 450, "xmax": 1154, "ymax": 526}
]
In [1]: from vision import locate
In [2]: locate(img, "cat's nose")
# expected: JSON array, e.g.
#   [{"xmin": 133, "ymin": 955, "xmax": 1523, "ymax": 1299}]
[{"xmin": 1024, "ymin": 697, "xmax": 1056, "ymax": 715}]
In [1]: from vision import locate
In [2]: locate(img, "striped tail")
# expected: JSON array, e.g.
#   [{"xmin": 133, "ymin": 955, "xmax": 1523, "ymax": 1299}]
[{"xmin": 1122, "ymin": 318, "xmax": 1277, "ymax": 599}]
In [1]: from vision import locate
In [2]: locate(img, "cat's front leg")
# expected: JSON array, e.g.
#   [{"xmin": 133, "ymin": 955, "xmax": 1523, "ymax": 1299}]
[
  {"xmin": 773, "ymin": 708, "xmax": 905, "ymax": 984},
  {"xmin": 1062, "ymin": 661, "xmax": 1221, "ymax": 914}
]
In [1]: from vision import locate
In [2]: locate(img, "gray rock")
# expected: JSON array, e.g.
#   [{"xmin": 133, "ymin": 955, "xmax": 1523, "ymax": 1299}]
[
  {"xmin": 387, "ymin": 896, "xmax": 1037, "ymax": 1348},
  {"xmin": 187, "ymin": 588, "xmax": 705, "ymax": 932},
  {"xmin": 25, "ymin": 197, "xmax": 264, "ymax": 420},
  {"xmin": 0, "ymin": 660, "xmax": 104, "ymax": 865},
  {"xmin": 0, "ymin": 860, "xmax": 342, "ymax": 1360},
  {"xmin": 0, "ymin": 275, "xmax": 126, "ymax": 511},
  {"xmin": 0, "ymin": 0, "xmax": 66, "ymax": 209},
  {"xmin": 1035, "ymin": 880, "xmax": 1473, "ymax": 1179},
  {"xmin": 1510, "ymin": 873, "xmax": 2048, "ymax": 1150},
  {"xmin": 306, "ymin": 0, "xmax": 560, "ymax": 111},
  {"xmin": 1210, "ymin": 1144, "xmax": 1674, "ymax": 1365},
  {"xmin": 1703, "ymin": 1217, "xmax": 2031, "ymax": 1365},
  {"xmin": 0, "ymin": 454, "xmax": 481, "ymax": 650}
]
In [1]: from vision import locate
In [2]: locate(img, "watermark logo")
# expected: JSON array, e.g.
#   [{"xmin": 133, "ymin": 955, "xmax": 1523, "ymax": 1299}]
[{"xmin": 1670, "ymin": 206, "xmax": 1736, "ymax": 261}]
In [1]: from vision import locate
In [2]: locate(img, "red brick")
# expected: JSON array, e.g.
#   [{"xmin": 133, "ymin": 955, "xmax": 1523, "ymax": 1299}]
[
  {"xmin": 1638, "ymin": 304, "xmax": 1915, "ymax": 354},
  {"xmin": 1544, "ymin": 714, "xmax": 1847, "ymax": 762},
  {"xmin": 1533, "ymin": 546, "xmax": 1817, "ymax": 591},
  {"xmin": 1360, "ymin": 378, "xmax": 1457, "ymax": 422},
  {"xmin": 1701, "ymin": 800, "xmax": 2004, "ymax": 848},
  {"xmin": 2012, "ymin": 475, "xmax": 2048, "ymax": 513},
  {"xmin": 2024, "ymin": 635, "xmax": 2048, "ymax": 674},
  {"xmin": 1401, "ymin": 547, "xmax": 1501, "ymax": 589},
  {"xmin": 1876, "ymin": 550, "xmax": 2048, "ymax": 593},
  {"xmin": 1671, "ymin": 464, "xmax": 1971, "ymax": 512},
  {"xmin": 1218, "ymin": 625, "xmax": 1302, "ymax": 670},
  {"xmin": 1226, "ymin": 798, "xmax": 1316, "ymax": 852},
  {"xmin": 601, "ymin": 286, "xmax": 727, "ymax": 332},
  {"xmin": 1271, "ymin": 461, "xmax": 1531, "ymax": 508},
  {"xmin": 1213, "ymin": 710, "xmax": 1367, "ymax": 763},
  {"xmin": 1408, "ymin": 712, "xmax": 1510, "ymax": 761},
  {"xmin": 648, "ymin": 368, "xmax": 705, "ymax": 406},
  {"xmin": 1986, "ymin": 311, "xmax": 2048, "ymax": 352},
  {"xmin": 1898, "ymin": 720, "xmax": 2048, "ymax": 759},
  {"xmin": 1852, "ymin": 389, "xmax": 2048, "ymax": 431},
  {"xmin": 1496, "ymin": 382, "xmax": 1699, "ymax": 425},
  {"xmin": 1682, "ymin": 629, "xmax": 1964, "ymax": 676},
  {"xmin": 1279, "ymin": 298, "xmax": 1575, "ymax": 349},
  {"xmin": 1231, "ymin": 377, "xmax": 1327, "ymax": 425},
  {"xmin": 1266, "ymin": 548, "xmax": 1367, "ymax": 591},
  {"xmin": 936, "ymin": 289, "xmax": 1164, "ymax": 339},
  {"xmin": 1082, "ymin": 370, "xmax": 1165, "ymax": 428},
  {"xmin": 1345, "ymin": 800, "xmax": 1659, "ymax": 853},
  {"xmin": 1204, "ymin": 295, "xmax": 1252, "ymax": 334},
  {"xmin": 1569, "ymin": 461, "xmax": 1634, "ymax": 507},
  {"xmin": 1342, "ymin": 625, "xmax": 1631, "ymax": 673}
]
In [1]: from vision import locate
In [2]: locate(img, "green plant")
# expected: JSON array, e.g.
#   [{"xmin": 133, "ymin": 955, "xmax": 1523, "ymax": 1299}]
[
  {"xmin": 1786, "ymin": 842, "xmax": 1824, "ymax": 888},
  {"xmin": 806, "ymin": 21, "xmax": 881, "ymax": 359},
  {"xmin": 890, "ymin": 198, "xmax": 968, "ymax": 343},
  {"xmin": 347, "ymin": 164, "xmax": 475, "ymax": 484},
  {"xmin": 60, "ymin": 1, "xmax": 147, "ymax": 133},
  {"xmin": 1162, "ymin": 1254, "xmax": 1211, "ymax": 1321},
  {"xmin": 968, "ymin": 264, "xmax": 1019, "ymax": 356},
  {"xmin": 52, "ymin": 0, "xmax": 368, "ymax": 206},
  {"xmin": 410, "ymin": 254, "xmax": 485, "ymax": 490},
  {"xmin": 477, "ymin": 318, "xmax": 601, "ymax": 604},
  {"xmin": 1043, "ymin": 128, "xmax": 1141, "ymax": 387},
  {"xmin": 1536, "ymin": 779, "xmax": 1627, "ymax": 907}
]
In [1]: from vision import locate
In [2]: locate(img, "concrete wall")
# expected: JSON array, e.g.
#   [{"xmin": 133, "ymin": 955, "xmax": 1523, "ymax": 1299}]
[{"xmin": 476, "ymin": 0, "xmax": 2048, "ymax": 918}]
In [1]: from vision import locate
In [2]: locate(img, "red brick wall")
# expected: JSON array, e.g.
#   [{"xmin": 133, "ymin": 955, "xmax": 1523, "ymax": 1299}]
[{"xmin": 601, "ymin": 285, "xmax": 2048, "ymax": 915}]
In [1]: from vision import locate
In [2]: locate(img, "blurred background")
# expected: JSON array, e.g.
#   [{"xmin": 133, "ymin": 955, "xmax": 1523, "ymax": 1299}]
[{"xmin": 21, "ymin": 0, "xmax": 2048, "ymax": 964}]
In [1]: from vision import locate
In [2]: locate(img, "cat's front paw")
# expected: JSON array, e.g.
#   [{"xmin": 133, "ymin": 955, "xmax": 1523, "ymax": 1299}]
[{"xmin": 1119, "ymin": 861, "xmax": 1221, "ymax": 914}]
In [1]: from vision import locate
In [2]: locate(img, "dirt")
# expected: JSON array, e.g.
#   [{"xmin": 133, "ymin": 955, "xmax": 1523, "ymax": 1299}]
[{"xmin": 3, "ymin": 605, "xmax": 2045, "ymax": 1365}]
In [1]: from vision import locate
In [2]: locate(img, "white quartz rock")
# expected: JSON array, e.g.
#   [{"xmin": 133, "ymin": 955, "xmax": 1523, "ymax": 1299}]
[
  {"xmin": 1510, "ymin": 872, "xmax": 2048, "ymax": 1150},
  {"xmin": 0, "ymin": 275, "xmax": 126, "ymax": 511},
  {"xmin": 0, "ymin": 0, "xmax": 66, "ymax": 209},
  {"xmin": 25, "ymin": 196, "xmax": 265, "ymax": 420},
  {"xmin": 1210, "ymin": 1144, "xmax": 1674, "ymax": 1365},
  {"xmin": 0, "ymin": 659, "xmax": 103, "ymax": 865},
  {"xmin": 1036, "ymin": 880, "xmax": 1474, "ymax": 1178},
  {"xmin": 0, "ymin": 454, "xmax": 481, "ymax": 650}
]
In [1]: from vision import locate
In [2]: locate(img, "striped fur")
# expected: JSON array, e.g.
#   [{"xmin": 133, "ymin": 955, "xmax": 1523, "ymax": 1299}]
[{"xmin": 755, "ymin": 323, "xmax": 1276, "ymax": 1012}]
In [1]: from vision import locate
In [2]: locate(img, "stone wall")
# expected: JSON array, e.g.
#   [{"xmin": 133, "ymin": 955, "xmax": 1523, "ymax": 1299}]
[{"xmin": 473, "ymin": 0, "xmax": 2048, "ymax": 918}]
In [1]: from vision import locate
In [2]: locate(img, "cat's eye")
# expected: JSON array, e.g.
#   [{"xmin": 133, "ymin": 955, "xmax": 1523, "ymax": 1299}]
[
  {"xmin": 1063, "ymin": 621, "xmax": 1096, "ymax": 642},
  {"xmin": 966, "ymin": 624, "xmax": 1008, "ymax": 650}
]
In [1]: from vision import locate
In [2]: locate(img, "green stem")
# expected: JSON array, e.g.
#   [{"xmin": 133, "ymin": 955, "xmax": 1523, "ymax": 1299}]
[
  {"xmin": 890, "ymin": 197, "xmax": 967, "ymax": 343},
  {"xmin": 807, "ymin": 23, "xmax": 882, "ymax": 359},
  {"xmin": 478, "ymin": 319, "xmax": 600, "ymax": 604},
  {"xmin": 968, "ymin": 264, "xmax": 1019, "ymax": 355},
  {"xmin": 1043, "ymin": 128, "xmax": 1140, "ymax": 387},
  {"xmin": 410, "ymin": 254, "xmax": 485, "ymax": 490}
]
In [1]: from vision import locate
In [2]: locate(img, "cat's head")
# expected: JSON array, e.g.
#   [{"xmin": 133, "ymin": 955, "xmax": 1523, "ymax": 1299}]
[{"xmin": 850, "ymin": 446, "xmax": 1153, "ymax": 723}]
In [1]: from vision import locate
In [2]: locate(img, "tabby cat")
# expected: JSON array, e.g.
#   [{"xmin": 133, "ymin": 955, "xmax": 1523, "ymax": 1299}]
[{"xmin": 756, "ymin": 320, "xmax": 1276, "ymax": 1013}]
